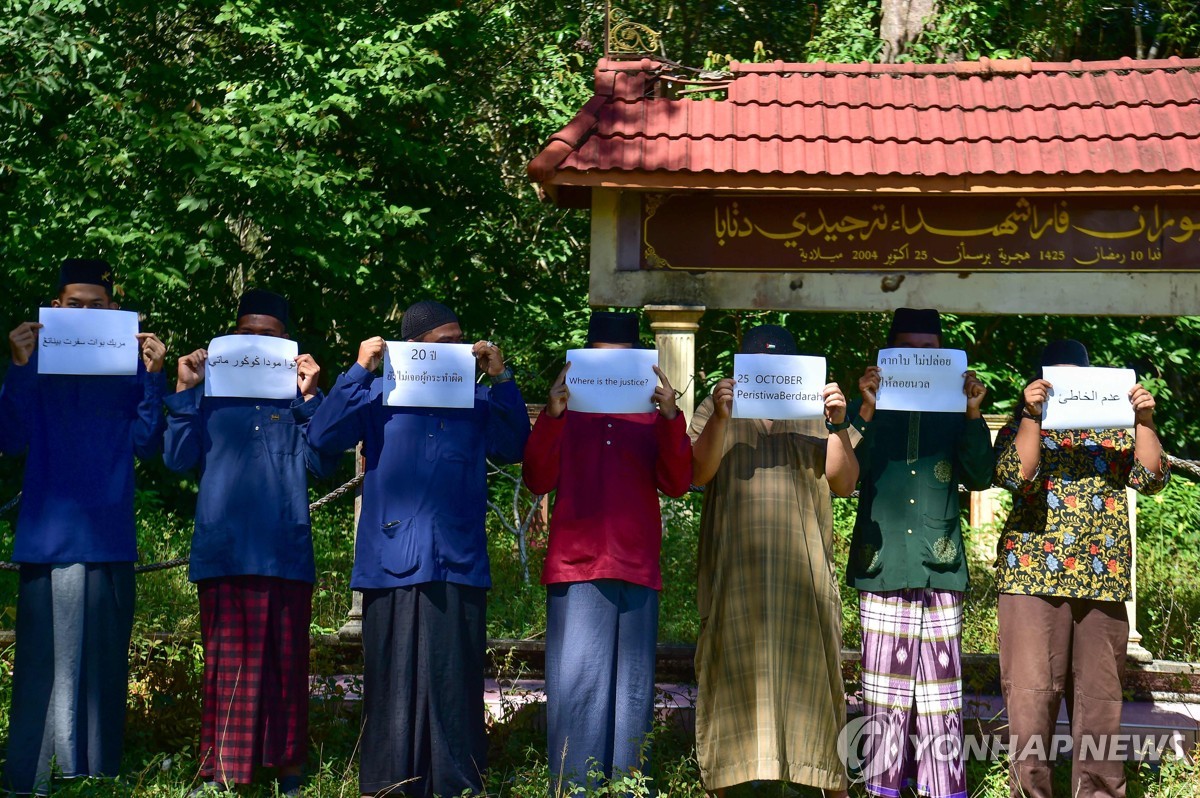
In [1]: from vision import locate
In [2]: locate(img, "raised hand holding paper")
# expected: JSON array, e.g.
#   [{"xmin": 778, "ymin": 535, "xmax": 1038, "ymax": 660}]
[
  {"xmin": 875, "ymin": 348, "xmax": 968, "ymax": 413},
  {"xmin": 732, "ymin": 354, "xmax": 826, "ymax": 420},
  {"xmin": 37, "ymin": 307, "xmax": 139, "ymax": 375},
  {"xmin": 382, "ymin": 341, "xmax": 475, "ymax": 409},
  {"xmin": 564, "ymin": 348, "xmax": 659, "ymax": 414},
  {"xmin": 205, "ymin": 335, "xmax": 299, "ymax": 399},
  {"xmin": 1041, "ymin": 366, "xmax": 1136, "ymax": 430}
]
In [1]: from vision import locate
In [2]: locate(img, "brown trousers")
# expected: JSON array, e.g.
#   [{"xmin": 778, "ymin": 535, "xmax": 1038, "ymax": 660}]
[{"xmin": 997, "ymin": 593, "xmax": 1128, "ymax": 798}]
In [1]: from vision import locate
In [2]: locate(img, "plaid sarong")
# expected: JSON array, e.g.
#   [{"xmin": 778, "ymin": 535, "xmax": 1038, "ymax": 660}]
[
  {"xmin": 197, "ymin": 576, "xmax": 312, "ymax": 785},
  {"xmin": 860, "ymin": 588, "xmax": 965, "ymax": 798}
]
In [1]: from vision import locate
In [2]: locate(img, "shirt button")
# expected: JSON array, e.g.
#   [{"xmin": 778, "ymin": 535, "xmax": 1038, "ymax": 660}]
[
  {"xmin": 254, "ymin": 425, "xmax": 260, "ymax": 431},
  {"xmin": 907, "ymin": 529, "xmax": 913, "ymax": 534},
  {"xmin": 910, "ymin": 498, "xmax": 916, "ymax": 504},
  {"xmin": 911, "ymin": 470, "xmax": 916, "ymax": 475},
  {"xmin": 607, "ymin": 423, "xmax": 613, "ymax": 428},
  {"xmin": 606, "ymin": 440, "xmax": 612, "ymax": 445},
  {"xmin": 255, "ymin": 405, "xmax": 261, "ymax": 410}
]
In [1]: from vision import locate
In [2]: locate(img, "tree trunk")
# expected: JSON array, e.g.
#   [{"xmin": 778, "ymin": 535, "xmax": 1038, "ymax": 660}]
[{"xmin": 879, "ymin": 0, "xmax": 938, "ymax": 62}]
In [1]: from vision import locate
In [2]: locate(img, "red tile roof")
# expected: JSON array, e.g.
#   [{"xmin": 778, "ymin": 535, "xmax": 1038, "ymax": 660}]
[{"xmin": 528, "ymin": 57, "xmax": 1200, "ymax": 194}]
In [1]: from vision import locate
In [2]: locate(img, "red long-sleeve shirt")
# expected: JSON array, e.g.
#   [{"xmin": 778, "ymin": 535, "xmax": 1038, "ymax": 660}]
[{"xmin": 522, "ymin": 408, "xmax": 693, "ymax": 590}]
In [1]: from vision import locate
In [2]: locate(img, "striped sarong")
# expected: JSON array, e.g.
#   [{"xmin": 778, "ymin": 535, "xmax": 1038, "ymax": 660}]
[{"xmin": 859, "ymin": 588, "xmax": 965, "ymax": 798}]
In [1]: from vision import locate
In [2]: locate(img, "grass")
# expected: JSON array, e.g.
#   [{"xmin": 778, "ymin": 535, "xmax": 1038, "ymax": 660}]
[{"xmin": 0, "ymin": 466, "xmax": 1197, "ymax": 795}]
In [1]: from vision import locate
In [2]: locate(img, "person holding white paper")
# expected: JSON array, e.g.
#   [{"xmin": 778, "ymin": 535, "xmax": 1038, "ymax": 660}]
[
  {"xmin": 522, "ymin": 311, "xmax": 692, "ymax": 793},
  {"xmin": 846, "ymin": 308, "xmax": 993, "ymax": 798},
  {"xmin": 993, "ymin": 339, "xmax": 1168, "ymax": 798},
  {"xmin": 163, "ymin": 289, "xmax": 337, "ymax": 796},
  {"xmin": 307, "ymin": 299, "xmax": 530, "ymax": 798},
  {"xmin": 689, "ymin": 324, "xmax": 858, "ymax": 798},
  {"xmin": 0, "ymin": 258, "xmax": 167, "ymax": 795}
]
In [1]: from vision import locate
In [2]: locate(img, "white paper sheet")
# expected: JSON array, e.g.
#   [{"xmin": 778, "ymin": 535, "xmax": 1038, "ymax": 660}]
[
  {"xmin": 37, "ymin": 307, "xmax": 140, "ymax": 375},
  {"xmin": 204, "ymin": 335, "xmax": 300, "ymax": 399},
  {"xmin": 382, "ymin": 341, "xmax": 476, "ymax": 409},
  {"xmin": 1040, "ymin": 367, "xmax": 1136, "ymax": 430},
  {"xmin": 875, "ymin": 348, "xmax": 969, "ymax": 414},
  {"xmin": 563, "ymin": 348, "xmax": 660, "ymax": 415},
  {"xmin": 731, "ymin": 354, "xmax": 826, "ymax": 420}
]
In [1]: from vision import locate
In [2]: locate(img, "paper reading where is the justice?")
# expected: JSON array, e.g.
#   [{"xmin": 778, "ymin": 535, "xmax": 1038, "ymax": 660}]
[
  {"xmin": 875, "ymin": 347, "xmax": 969, "ymax": 413},
  {"xmin": 564, "ymin": 348, "xmax": 659, "ymax": 414},
  {"xmin": 382, "ymin": 341, "xmax": 476, "ymax": 409},
  {"xmin": 204, "ymin": 335, "xmax": 299, "ymax": 399},
  {"xmin": 1040, "ymin": 366, "xmax": 1136, "ymax": 430},
  {"xmin": 732, "ymin": 354, "xmax": 826, "ymax": 420},
  {"xmin": 37, "ymin": 307, "xmax": 140, "ymax": 375}
]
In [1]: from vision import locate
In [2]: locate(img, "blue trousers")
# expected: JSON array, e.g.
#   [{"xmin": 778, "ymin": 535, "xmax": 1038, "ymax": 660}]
[{"xmin": 545, "ymin": 579, "xmax": 659, "ymax": 794}]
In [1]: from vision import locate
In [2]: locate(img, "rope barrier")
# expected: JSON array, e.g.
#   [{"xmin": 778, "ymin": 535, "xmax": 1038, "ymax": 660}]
[
  {"xmin": 0, "ymin": 453, "xmax": 1195, "ymax": 575},
  {"xmin": 0, "ymin": 472, "xmax": 365, "ymax": 575}
]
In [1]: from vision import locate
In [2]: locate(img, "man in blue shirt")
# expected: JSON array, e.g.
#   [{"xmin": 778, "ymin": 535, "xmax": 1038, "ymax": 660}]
[
  {"xmin": 1, "ymin": 259, "xmax": 167, "ymax": 795},
  {"xmin": 307, "ymin": 300, "xmax": 530, "ymax": 798},
  {"xmin": 164, "ymin": 289, "xmax": 338, "ymax": 796}
]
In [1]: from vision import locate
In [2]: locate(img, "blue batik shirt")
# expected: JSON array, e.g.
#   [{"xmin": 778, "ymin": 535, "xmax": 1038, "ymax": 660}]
[{"xmin": 164, "ymin": 387, "xmax": 342, "ymax": 584}]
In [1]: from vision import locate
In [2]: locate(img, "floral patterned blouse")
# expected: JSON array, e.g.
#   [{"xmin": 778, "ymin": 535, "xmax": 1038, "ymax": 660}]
[{"xmin": 992, "ymin": 422, "xmax": 1169, "ymax": 601}]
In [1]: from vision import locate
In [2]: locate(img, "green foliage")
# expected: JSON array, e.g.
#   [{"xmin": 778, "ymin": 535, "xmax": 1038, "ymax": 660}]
[{"xmin": 806, "ymin": 0, "xmax": 884, "ymax": 63}]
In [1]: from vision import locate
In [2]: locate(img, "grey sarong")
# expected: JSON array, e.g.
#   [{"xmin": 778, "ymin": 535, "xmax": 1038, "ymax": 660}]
[{"xmin": 4, "ymin": 563, "xmax": 135, "ymax": 795}]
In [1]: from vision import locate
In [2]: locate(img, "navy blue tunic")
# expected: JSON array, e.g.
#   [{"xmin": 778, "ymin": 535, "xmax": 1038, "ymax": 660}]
[{"xmin": 163, "ymin": 386, "xmax": 340, "ymax": 583}]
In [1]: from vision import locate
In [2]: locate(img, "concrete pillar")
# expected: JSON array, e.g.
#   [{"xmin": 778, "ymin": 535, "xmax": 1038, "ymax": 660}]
[
  {"xmin": 1126, "ymin": 487, "xmax": 1153, "ymax": 663},
  {"xmin": 969, "ymin": 414, "xmax": 1009, "ymax": 529},
  {"xmin": 337, "ymin": 445, "xmax": 365, "ymax": 642},
  {"xmin": 644, "ymin": 305, "xmax": 705, "ymax": 422}
]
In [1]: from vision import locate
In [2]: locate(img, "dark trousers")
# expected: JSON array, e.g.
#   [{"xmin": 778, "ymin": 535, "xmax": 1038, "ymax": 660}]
[
  {"xmin": 359, "ymin": 582, "xmax": 488, "ymax": 797},
  {"xmin": 4, "ymin": 563, "xmax": 135, "ymax": 796},
  {"xmin": 998, "ymin": 593, "xmax": 1128, "ymax": 798}
]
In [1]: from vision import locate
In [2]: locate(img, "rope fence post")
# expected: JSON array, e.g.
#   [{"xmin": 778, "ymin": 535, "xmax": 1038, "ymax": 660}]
[{"xmin": 336, "ymin": 443, "xmax": 366, "ymax": 642}]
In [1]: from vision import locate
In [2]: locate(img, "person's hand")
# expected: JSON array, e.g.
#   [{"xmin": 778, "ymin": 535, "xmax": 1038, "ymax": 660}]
[
  {"xmin": 547, "ymin": 362, "xmax": 570, "ymax": 418},
  {"xmin": 472, "ymin": 340, "xmax": 506, "ymax": 377},
  {"xmin": 296, "ymin": 354, "xmax": 321, "ymax": 400},
  {"xmin": 712, "ymin": 378, "xmax": 735, "ymax": 420},
  {"xmin": 137, "ymin": 333, "xmax": 166, "ymax": 373},
  {"xmin": 964, "ymin": 370, "xmax": 987, "ymax": 417},
  {"xmin": 1023, "ymin": 379, "xmax": 1051, "ymax": 419},
  {"xmin": 858, "ymin": 366, "xmax": 881, "ymax": 410},
  {"xmin": 7, "ymin": 322, "xmax": 42, "ymax": 367},
  {"xmin": 1129, "ymin": 384, "xmax": 1156, "ymax": 428},
  {"xmin": 652, "ymin": 365, "xmax": 678, "ymax": 420},
  {"xmin": 823, "ymin": 382, "xmax": 847, "ymax": 425},
  {"xmin": 357, "ymin": 337, "xmax": 385, "ymax": 372},
  {"xmin": 176, "ymin": 348, "xmax": 207, "ymax": 392}
]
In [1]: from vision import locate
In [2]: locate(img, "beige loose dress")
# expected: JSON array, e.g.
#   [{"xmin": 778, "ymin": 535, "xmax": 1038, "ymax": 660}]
[{"xmin": 689, "ymin": 396, "xmax": 851, "ymax": 792}]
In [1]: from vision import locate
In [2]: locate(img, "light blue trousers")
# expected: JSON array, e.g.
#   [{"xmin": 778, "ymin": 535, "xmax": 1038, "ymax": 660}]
[{"xmin": 545, "ymin": 579, "xmax": 659, "ymax": 794}]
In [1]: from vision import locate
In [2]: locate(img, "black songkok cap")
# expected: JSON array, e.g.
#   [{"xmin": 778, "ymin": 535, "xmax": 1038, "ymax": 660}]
[
  {"xmin": 741, "ymin": 325, "xmax": 798, "ymax": 356},
  {"xmin": 58, "ymin": 258, "xmax": 114, "ymax": 295},
  {"xmin": 888, "ymin": 307, "xmax": 942, "ymax": 342},
  {"xmin": 401, "ymin": 300, "xmax": 459, "ymax": 341},
  {"xmin": 1040, "ymin": 339, "xmax": 1090, "ymax": 368},
  {"xmin": 236, "ymin": 288, "xmax": 290, "ymax": 325},
  {"xmin": 587, "ymin": 311, "xmax": 640, "ymax": 346}
]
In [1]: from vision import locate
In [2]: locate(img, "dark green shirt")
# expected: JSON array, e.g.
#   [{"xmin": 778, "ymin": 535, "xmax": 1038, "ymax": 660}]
[{"xmin": 846, "ymin": 404, "xmax": 995, "ymax": 592}]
